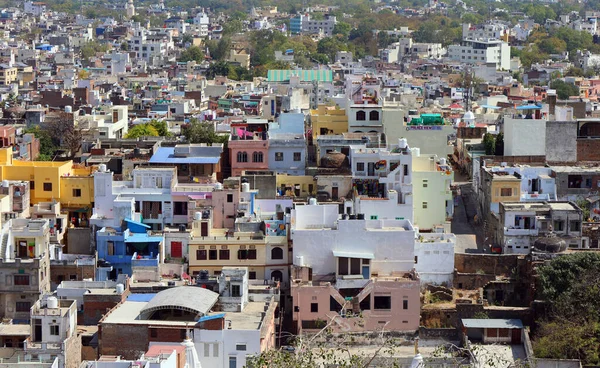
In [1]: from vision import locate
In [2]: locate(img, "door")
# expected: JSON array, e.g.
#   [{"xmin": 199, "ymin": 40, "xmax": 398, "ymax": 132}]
[
  {"xmin": 332, "ymin": 186, "xmax": 339, "ymax": 200},
  {"xmin": 201, "ymin": 222, "xmax": 209, "ymax": 237},
  {"xmin": 171, "ymin": 242, "xmax": 182, "ymax": 258},
  {"xmin": 362, "ymin": 266, "xmax": 370, "ymax": 279},
  {"xmin": 368, "ymin": 162, "xmax": 375, "ymax": 176},
  {"xmin": 511, "ymin": 328, "xmax": 522, "ymax": 344},
  {"xmin": 531, "ymin": 178, "xmax": 539, "ymax": 192}
]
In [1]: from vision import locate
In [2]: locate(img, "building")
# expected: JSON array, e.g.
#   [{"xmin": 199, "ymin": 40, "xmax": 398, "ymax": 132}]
[
  {"xmin": 448, "ymin": 39, "xmax": 511, "ymax": 70},
  {"xmin": 346, "ymin": 76, "xmax": 383, "ymax": 134},
  {"xmin": 412, "ymin": 153, "xmax": 454, "ymax": 231},
  {"xmin": 290, "ymin": 14, "xmax": 336, "ymax": 36},
  {"xmin": 229, "ymin": 120, "xmax": 270, "ymax": 177},
  {"xmin": 0, "ymin": 148, "xmax": 94, "ymax": 221},
  {"xmin": 98, "ymin": 281, "xmax": 277, "ymax": 368},
  {"xmin": 497, "ymin": 201, "xmax": 583, "ymax": 254},
  {"xmin": 414, "ymin": 233, "xmax": 456, "ymax": 285},
  {"xmin": 24, "ymin": 297, "xmax": 81, "ymax": 368},
  {"xmin": 461, "ymin": 319, "xmax": 524, "ymax": 344},
  {"xmin": 268, "ymin": 113, "xmax": 306, "ymax": 176},
  {"xmin": 310, "ymin": 105, "xmax": 348, "ymax": 140},
  {"xmin": 0, "ymin": 64, "xmax": 18, "ymax": 85},
  {"xmin": 77, "ymin": 106, "xmax": 129, "ymax": 140},
  {"xmin": 290, "ymin": 202, "xmax": 420, "ymax": 333}
]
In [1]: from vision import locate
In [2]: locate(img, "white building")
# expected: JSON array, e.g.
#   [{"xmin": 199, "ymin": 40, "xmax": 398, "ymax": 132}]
[
  {"xmin": 193, "ymin": 10, "xmax": 210, "ymax": 37},
  {"xmin": 414, "ymin": 233, "xmax": 456, "ymax": 285},
  {"xmin": 24, "ymin": 1, "xmax": 46, "ymax": 16},
  {"xmin": 77, "ymin": 105, "xmax": 128, "ymax": 139},
  {"xmin": 291, "ymin": 203, "xmax": 416, "ymax": 278},
  {"xmin": 397, "ymin": 38, "xmax": 446, "ymax": 60},
  {"xmin": 301, "ymin": 14, "xmax": 337, "ymax": 36},
  {"xmin": 448, "ymin": 39, "xmax": 511, "ymax": 70},
  {"xmin": 462, "ymin": 23, "xmax": 509, "ymax": 41}
]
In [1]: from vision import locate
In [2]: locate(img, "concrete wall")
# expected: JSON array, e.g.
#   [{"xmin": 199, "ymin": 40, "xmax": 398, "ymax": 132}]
[
  {"xmin": 415, "ymin": 234, "xmax": 455, "ymax": 285},
  {"xmin": 546, "ymin": 121, "xmax": 577, "ymax": 163},
  {"xmin": 65, "ymin": 228, "xmax": 93, "ymax": 254},
  {"xmin": 504, "ymin": 117, "xmax": 546, "ymax": 157}
]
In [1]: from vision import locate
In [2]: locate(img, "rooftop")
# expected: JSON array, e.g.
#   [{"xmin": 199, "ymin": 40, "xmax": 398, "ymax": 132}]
[{"xmin": 139, "ymin": 286, "xmax": 218, "ymax": 317}]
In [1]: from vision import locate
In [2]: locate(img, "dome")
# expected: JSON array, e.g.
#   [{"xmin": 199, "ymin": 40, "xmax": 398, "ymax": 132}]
[
  {"xmin": 533, "ymin": 234, "xmax": 567, "ymax": 253},
  {"xmin": 463, "ymin": 111, "xmax": 475, "ymax": 121}
]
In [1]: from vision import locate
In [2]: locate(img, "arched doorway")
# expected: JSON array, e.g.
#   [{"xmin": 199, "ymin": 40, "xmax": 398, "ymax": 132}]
[{"xmin": 271, "ymin": 270, "xmax": 283, "ymax": 282}]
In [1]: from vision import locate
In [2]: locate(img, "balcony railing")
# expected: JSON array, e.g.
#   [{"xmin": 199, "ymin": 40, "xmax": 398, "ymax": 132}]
[
  {"xmin": 131, "ymin": 252, "xmax": 159, "ymax": 268},
  {"xmin": 504, "ymin": 227, "xmax": 539, "ymax": 236}
]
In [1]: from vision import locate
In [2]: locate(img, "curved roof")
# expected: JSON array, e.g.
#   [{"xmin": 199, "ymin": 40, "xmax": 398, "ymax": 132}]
[{"xmin": 140, "ymin": 286, "xmax": 219, "ymax": 317}]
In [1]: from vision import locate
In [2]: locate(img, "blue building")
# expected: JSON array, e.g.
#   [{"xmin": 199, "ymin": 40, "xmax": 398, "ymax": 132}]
[
  {"xmin": 289, "ymin": 15, "xmax": 305, "ymax": 35},
  {"xmin": 96, "ymin": 219, "xmax": 163, "ymax": 279},
  {"xmin": 268, "ymin": 113, "xmax": 307, "ymax": 175}
]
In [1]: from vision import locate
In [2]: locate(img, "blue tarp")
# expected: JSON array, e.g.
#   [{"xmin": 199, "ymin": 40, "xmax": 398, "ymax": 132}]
[
  {"xmin": 148, "ymin": 147, "xmax": 220, "ymax": 164},
  {"xmin": 198, "ymin": 313, "xmax": 226, "ymax": 322},
  {"xmin": 516, "ymin": 104, "xmax": 542, "ymax": 110}
]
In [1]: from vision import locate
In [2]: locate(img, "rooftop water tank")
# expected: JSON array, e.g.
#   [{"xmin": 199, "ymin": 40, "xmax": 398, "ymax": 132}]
[
  {"xmin": 1, "ymin": 180, "xmax": 8, "ymax": 188},
  {"xmin": 439, "ymin": 158, "xmax": 447, "ymax": 166},
  {"xmin": 241, "ymin": 182, "xmax": 250, "ymax": 192},
  {"xmin": 399, "ymin": 138, "xmax": 408, "ymax": 149},
  {"xmin": 215, "ymin": 182, "xmax": 223, "ymax": 190},
  {"xmin": 64, "ymin": 105, "xmax": 72, "ymax": 113},
  {"xmin": 98, "ymin": 164, "xmax": 107, "ymax": 173},
  {"xmin": 194, "ymin": 212, "xmax": 202, "ymax": 221},
  {"xmin": 116, "ymin": 284, "xmax": 124, "ymax": 294},
  {"xmin": 308, "ymin": 198, "xmax": 317, "ymax": 206},
  {"xmin": 47, "ymin": 296, "xmax": 58, "ymax": 309}
]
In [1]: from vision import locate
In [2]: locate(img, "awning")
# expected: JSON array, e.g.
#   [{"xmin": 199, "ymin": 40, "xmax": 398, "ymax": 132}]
[
  {"xmin": 516, "ymin": 104, "xmax": 542, "ymax": 110},
  {"xmin": 332, "ymin": 250, "xmax": 374, "ymax": 259}
]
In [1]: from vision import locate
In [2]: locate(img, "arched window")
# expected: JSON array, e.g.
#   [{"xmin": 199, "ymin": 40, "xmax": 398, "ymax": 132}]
[
  {"xmin": 356, "ymin": 110, "xmax": 366, "ymax": 121},
  {"xmin": 369, "ymin": 110, "xmax": 379, "ymax": 121},
  {"xmin": 271, "ymin": 247, "xmax": 283, "ymax": 260},
  {"xmin": 252, "ymin": 151, "xmax": 263, "ymax": 163},
  {"xmin": 237, "ymin": 151, "xmax": 248, "ymax": 163},
  {"xmin": 271, "ymin": 270, "xmax": 283, "ymax": 281}
]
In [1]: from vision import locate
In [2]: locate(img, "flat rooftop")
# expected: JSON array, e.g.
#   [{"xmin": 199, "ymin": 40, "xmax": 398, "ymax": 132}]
[
  {"xmin": 102, "ymin": 300, "xmax": 268, "ymax": 330},
  {"xmin": 0, "ymin": 324, "xmax": 29, "ymax": 336}
]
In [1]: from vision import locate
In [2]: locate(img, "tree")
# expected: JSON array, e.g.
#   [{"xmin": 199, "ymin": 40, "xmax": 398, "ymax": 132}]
[
  {"xmin": 150, "ymin": 120, "xmax": 171, "ymax": 137},
  {"xmin": 494, "ymin": 132, "xmax": 504, "ymax": 156},
  {"xmin": 482, "ymin": 133, "xmax": 496, "ymax": 155},
  {"xmin": 182, "ymin": 119, "xmax": 228, "ymax": 144},
  {"xmin": 42, "ymin": 112, "xmax": 86, "ymax": 159},
  {"xmin": 125, "ymin": 124, "xmax": 159, "ymax": 139},
  {"xmin": 576, "ymin": 198, "xmax": 591, "ymax": 221},
  {"xmin": 550, "ymin": 79, "xmax": 579, "ymax": 99},
  {"xmin": 332, "ymin": 22, "xmax": 351, "ymax": 38},
  {"xmin": 205, "ymin": 61, "xmax": 232, "ymax": 79},
  {"xmin": 24, "ymin": 125, "xmax": 55, "ymax": 159},
  {"xmin": 179, "ymin": 46, "xmax": 205, "ymax": 63}
]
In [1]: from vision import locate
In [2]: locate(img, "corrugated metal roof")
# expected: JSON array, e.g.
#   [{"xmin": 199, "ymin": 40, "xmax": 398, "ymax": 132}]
[
  {"xmin": 462, "ymin": 319, "xmax": 523, "ymax": 329},
  {"xmin": 140, "ymin": 286, "xmax": 219, "ymax": 317},
  {"xmin": 267, "ymin": 69, "xmax": 333, "ymax": 83}
]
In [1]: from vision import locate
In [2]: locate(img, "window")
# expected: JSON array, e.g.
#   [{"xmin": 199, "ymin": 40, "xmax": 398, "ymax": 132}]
[
  {"xmin": 293, "ymin": 152, "xmax": 302, "ymax": 161},
  {"xmin": 236, "ymin": 344, "xmax": 246, "ymax": 351},
  {"xmin": 570, "ymin": 221, "xmax": 581, "ymax": 232},
  {"xmin": 16, "ymin": 302, "xmax": 30, "ymax": 312},
  {"xmin": 369, "ymin": 110, "xmax": 379, "ymax": 121},
  {"xmin": 209, "ymin": 249, "xmax": 218, "ymax": 260},
  {"xmin": 356, "ymin": 162, "xmax": 364, "ymax": 171},
  {"xmin": 330, "ymin": 296, "xmax": 342, "ymax": 312},
  {"xmin": 50, "ymin": 325, "xmax": 59, "ymax": 336},
  {"xmin": 14, "ymin": 275, "xmax": 29, "ymax": 285},
  {"xmin": 271, "ymin": 247, "xmax": 283, "ymax": 260},
  {"xmin": 311, "ymin": 303, "xmax": 319, "ymax": 312},
  {"xmin": 196, "ymin": 249, "xmax": 207, "ymax": 260},
  {"xmin": 553, "ymin": 220, "xmax": 564, "ymax": 231},
  {"xmin": 70, "ymin": 188, "xmax": 81, "ymax": 197},
  {"xmin": 43, "ymin": 182, "xmax": 52, "ymax": 191},
  {"xmin": 374, "ymin": 296, "xmax": 391, "ymax": 310},
  {"xmin": 422, "ymin": 180, "xmax": 428, "ymax": 188},
  {"xmin": 237, "ymin": 151, "xmax": 248, "ymax": 163},
  {"xmin": 403, "ymin": 300, "xmax": 408, "ymax": 310},
  {"xmin": 213, "ymin": 343, "xmax": 219, "ymax": 357},
  {"xmin": 248, "ymin": 249, "xmax": 257, "ymax": 259},
  {"xmin": 174, "ymin": 201, "xmax": 188, "ymax": 215},
  {"xmin": 204, "ymin": 343, "xmax": 210, "ymax": 357},
  {"xmin": 500, "ymin": 188, "xmax": 512, "ymax": 197},
  {"xmin": 356, "ymin": 110, "xmax": 366, "ymax": 121},
  {"xmin": 252, "ymin": 151, "xmax": 263, "ymax": 163},
  {"xmin": 275, "ymin": 152, "xmax": 283, "ymax": 161},
  {"xmin": 231, "ymin": 285, "xmax": 241, "ymax": 297},
  {"xmin": 249, "ymin": 271, "xmax": 257, "ymax": 279},
  {"xmin": 422, "ymin": 202, "xmax": 428, "ymax": 209},
  {"xmin": 29, "ymin": 181, "xmax": 34, "ymax": 190},
  {"xmin": 370, "ymin": 215, "xmax": 378, "ymax": 220},
  {"xmin": 219, "ymin": 249, "xmax": 230, "ymax": 260},
  {"xmin": 227, "ymin": 194, "xmax": 233, "ymax": 203},
  {"xmin": 228, "ymin": 357, "xmax": 236, "ymax": 368}
]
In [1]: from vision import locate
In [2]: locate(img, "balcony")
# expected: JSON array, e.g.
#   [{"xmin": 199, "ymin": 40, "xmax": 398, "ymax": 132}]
[
  {"xmin": 504, "ymin": 227, "xmax": 539, "ymax": 236},
  {"xmin": 24, "ymin": 339, "xmax": 62, "ymax": 351},
  {"xmin": 131, "ymin": 252, "xmax": 159, "ymax": 268}
]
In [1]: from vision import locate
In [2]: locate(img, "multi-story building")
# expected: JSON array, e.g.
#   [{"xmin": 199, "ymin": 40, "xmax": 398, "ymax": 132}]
[
  {"xmin": 0, "ymin": 148, "xmax": 94, "ymax": 222},
  {"xmin": 412, "ymin": 153, "xmax": 454, "ymax": 231},
  {"xmin": 0, "ymin": 218, "xmax": 51, "ymax": 321},
  {"xmin": 397, "ymin": 38, "xmax": 446, "ymax": 60},
  {"xmin": 497, "ymin": 202, "xmax": 583, "ymax": 254},
  {"xmin": 0, "ymin": 64, "xmax": 18, "ymax": 85},
  {"xmin": 448, "ymin": 39, "xmax": 511, "ymax": 70},
  {"xmin": 77, "ymin": 105, "xmax": 129, "ymax": 140},
  {"xmin": 346, "ymin": 76, "xmax": 383, "ymax": 134},
  {"xmin": 268, "ymin": 113, "xmax": 306, "ymax": 176},
  {"xmin": 310, "ymin": 105, "xmax": 348, "ymax": 140},
  {"xmin": 462, "ymin": 23, "xmax": 509, "ymax": 41},
  {"xmin": 290, "ymin": 202, "xmax": 420, "ymax": 333},
  {"xmin": 290, "ymin": 14, "xmax": 336, "ymax": 36},
  {"xmin": 229, "ymin": 120, "xmax": 270, "ymax": 177}
]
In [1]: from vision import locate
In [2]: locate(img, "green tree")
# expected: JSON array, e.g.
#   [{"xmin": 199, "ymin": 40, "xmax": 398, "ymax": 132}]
[
  {"xmin": 576, "ymin": 198, "xmax": 591, "ymax": 221},
  {"xmin": 538, "ymin": 37, "xmax": 567, "ymax": 54},
  {"xmin": 182, "ymin": 119, "xmax": 228, "ymax": 144},
  {"xmin": 332, "ymin": 22, "xmax": 351, "ymax": 38},
  {"xmin": 179, "ymin": 46, "xmax": 205, "ymax": 63},
  {"xmin": 550, "ymin": 79, "xmax": 579, "ymax": 99},
  {"xmin": 494, "ymin": 132, "xmax": 504, "ymax": 156},
  {"xmin": 205, "ymin": 61, "xmax": 232, "ymax": 79},
  {"xmin": 24, "ymin": 125, "xmax": 55, "ymax": 159},
  {"xmin": 125, "ymin": 124, "xmax": 159, "ymax": 139},
  {"xmin": 482, "ymin": 133, "xmax": 496, "ymax": 155},
  {"xmin": 150, "ymin": 120, "xmax": 171, "ymax": 137}
]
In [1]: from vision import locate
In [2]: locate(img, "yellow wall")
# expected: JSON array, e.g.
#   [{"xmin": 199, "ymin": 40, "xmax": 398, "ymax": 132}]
[
  {"xmin": 188, "ymin": 242, "xmax": 267, "ymax": 269},
  {"xmin": 276, "ymin": 175, "xmax": 316, "ymax": 197},
  {"xmin": 0, "ymin": 148, "xmax": 94, "ymax": 208},
  {"xmin": 311, "ymin": 105, "xmax": 348, "ymax": 139},
  {"xmin": 491, "ymin": 180, "xmax": 521, "ymax": 203}
]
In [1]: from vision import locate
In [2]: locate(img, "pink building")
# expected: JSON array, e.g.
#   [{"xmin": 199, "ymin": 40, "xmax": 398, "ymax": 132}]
[
  {"xmin": 229, "ymin": 121, "xmax": 269, "ymax": 177},
  {"xmin": 0, "ymin": 126, "xmax": 15, "ymax": 148},
  {"xmin": 291, "ymin": 271, "xmax": 420, "ymax": 334}
]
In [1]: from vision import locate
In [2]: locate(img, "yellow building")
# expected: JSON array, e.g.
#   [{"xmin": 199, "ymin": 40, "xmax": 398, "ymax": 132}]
[
  {"xmin": 276, "ymin": 174, "xmax": 316, "ymax": 198},
  {"xmin": 0, "ymin": 148, "xmax": 95, "ymax": 222},
  {"xmin": 0, "ymin": 65, "xmax": 17, "ymax": 86},
  {"xmin": 310, "ymin": 105, "xmax": 348, "ymax": 140},
  {"xmin": 490, "ymin": 176, "xmax": 521, "ymax": 204}
]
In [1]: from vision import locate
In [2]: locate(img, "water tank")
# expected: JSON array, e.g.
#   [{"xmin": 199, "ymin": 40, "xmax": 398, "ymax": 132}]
[
  {"xmin": 1, "ymin": 180, "xmax": 8, "ymax": 188},
  {"xmin": 64, "ymin": 105, "xmax": 72, "ymax": 113},
  {"xmin": 349, "ymin": 214, "xmax": 357, "ymax": 220},
  {"xmin": 116, "ymin": 284, "xmax": 124, "ymax": 294},
  {"xmin": 412, "ymin": 147, "xmax": 420, "ymax": 157},
  {"xmin": 308, "ymin": 197, "xmax": 317, "ymax": 206},
  {"xmin": 241, "ymin": 183, "xmax": 250, "ymax": 192},
  {"xmin": 399, "ymin": 138, "xmax": 408, "ymax": 149},
  {"xmin": 439, "ymin": 158, "xmax": 447, "ymax": 166},
  {"xmin": 295, "ymin": 255, "xmax": 304, "ymax": 267},
  {"xmin": 193, "ymin": 212, "xmax": 202, "ymax": 220},
  {"xmin": 98, "ymin": 164, "xmax": 107, "ymax": 173},
  {"xmin": 215, "ymin": 182, "xmax": 223, "ymax": 190},
  {"xmin": 47, "ymin": 296, "xmax": 58, "ymax": 309},
  {"xmin": 357, "ymin": 213, "xmax": 365, "ymax": 220}
]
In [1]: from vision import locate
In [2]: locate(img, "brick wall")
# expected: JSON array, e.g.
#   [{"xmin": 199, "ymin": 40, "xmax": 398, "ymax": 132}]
[
  {"xmin": 50, "ymin": 264, "xmax": 96, "ymax": 288},
  {"xmin": 83, "ymin": 291, "xmax": 129, "ymax": 325},
  {"xmin": 454, "ymin": 253, "xmax": 525, "ymax": 275},
  {"xmin": 64, "ymin": 333, "xmax": 82, "ymax": 368},
  {"xmin": 99, "ymin": 323, "xmax": 148, "ymax": 359},
  {"xmin": 577, "ymin": 139, "xmax": 600, "ymax": 161}
]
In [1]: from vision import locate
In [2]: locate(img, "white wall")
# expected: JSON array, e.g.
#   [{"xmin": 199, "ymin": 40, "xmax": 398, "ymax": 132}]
[
  {"xmin": 292, "ymin": 219, "xmax": 415, "ymax": 276},
  {"xmin": 292, "ymin": 204, "xmax": 339, "ymax": 229},
  {"xmin": 415, "ymin": 233, "xmax": 455, "ymax": 285},
  {"xmin": 504, "ymin": 117, "xmax": 546, "ymax": 156},
  {"xmin": 193, "ymin": 329, "xmax": 261, "ymax": 368}
]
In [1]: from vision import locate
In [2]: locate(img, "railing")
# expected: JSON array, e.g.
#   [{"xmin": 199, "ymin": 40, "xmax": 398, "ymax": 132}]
[
  {"xmin": 24, "ymin": 340, "xmax": 62, "ymax": 351},
  {"xmin": 504, "ymin": 227, "xmax": 539, "ymax": 236},
  {"xmin": 131, "ymin": 252, "xmax": 159, "ymax": 268}
]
